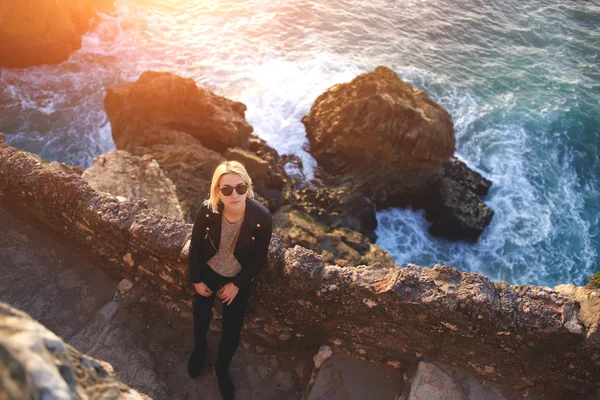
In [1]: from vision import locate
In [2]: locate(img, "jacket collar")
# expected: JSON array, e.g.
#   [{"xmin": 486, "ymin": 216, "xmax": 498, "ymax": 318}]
[{"xmin": 206, "ymin": 198, "xmax": 256, "ymax": 251}]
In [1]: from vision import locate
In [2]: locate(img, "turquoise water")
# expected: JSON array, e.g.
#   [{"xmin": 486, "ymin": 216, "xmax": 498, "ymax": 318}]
[{"xmin": 0, "ymin": 0, "xmax": 598, "ymax": 286}]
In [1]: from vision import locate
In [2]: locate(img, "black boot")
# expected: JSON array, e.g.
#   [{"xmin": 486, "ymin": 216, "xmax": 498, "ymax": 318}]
[
  {"xmin": 187, "ymin": 345, "xmax": 206, "ymax": 379},
  {"xmin": 215, "ymin": 364, "xmax": 234, "ymax": 400}
]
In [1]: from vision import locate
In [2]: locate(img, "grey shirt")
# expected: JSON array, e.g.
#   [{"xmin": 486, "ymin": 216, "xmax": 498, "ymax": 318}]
[{"xmin": 207, "ymin": 216, "xmax": 244, "ymax": 277}]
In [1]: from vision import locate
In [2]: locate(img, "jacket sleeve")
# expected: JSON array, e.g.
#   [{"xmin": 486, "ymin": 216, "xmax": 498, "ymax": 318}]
[
  {"xmin": 188, "ymin": 207, "xmax": 206, "ymax": 284},
  {"xmin": 233, "ymin": 211, "xmax": 273, "ymax": 290}
]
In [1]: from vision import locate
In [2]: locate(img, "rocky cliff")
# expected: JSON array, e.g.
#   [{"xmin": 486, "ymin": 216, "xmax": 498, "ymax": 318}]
[
  {"xmin": 0, "ymin": 0, "xmax": 114, "ymax": 68},
  {"xmin": 1, "ymin": 136, "xmax": 598, "ymax": 398},
  {"xmin": 0, "ymin": 301, "xmax": 147, "ymax": 399}
]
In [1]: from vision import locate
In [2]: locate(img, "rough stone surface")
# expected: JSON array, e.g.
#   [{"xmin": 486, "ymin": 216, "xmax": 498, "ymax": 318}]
[
  {"xmin": 118, "ymin": 279, "xmax": 134, "ymax": 293},
  {"xmin": 0, "ymin": 207, "xmax": 303, "ymax": 400},
  {"xmin": 104, "ymin": 71, "xmax": 253, "ymax": 154},
  {"xmin": 313, "ymin": 345, "xmax": 333, "ymax": 369},
  {"xmin": 303, "ymin": 66, "xmax": 455, "ymax": 174},
  {"xmin": 306, "ymin": 353, "xmax": 403, "ymax": 400},
  {"xmin": 274, "ymin": 208, "xmax": 396, "ymax": 269},
  {"xmin": 301, "ymin": 67, "xmax": 494, "ymax": 242},
  {"xmin": 0, "ymin": 301, "xmax": 145, "ymax": 399},
  {"xmin": 82, "ymin": 150, "xmax": 184, "ymax": 220},
  {"xmin": 0, "ymin": 0, "xmax": 114, "ymax": 68},
  {"xmin": 1, "ymin": 137, "xmax": 599, "ymax": 399},
  {"xmin": 408, "ymin": 361, "xmax": 467, "ymax": 400}
]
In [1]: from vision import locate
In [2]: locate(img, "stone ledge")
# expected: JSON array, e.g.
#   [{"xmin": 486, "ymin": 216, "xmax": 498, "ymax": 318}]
[{"xmin": 1, "ymin": 137, "xmax": 598, "ymax": 397}]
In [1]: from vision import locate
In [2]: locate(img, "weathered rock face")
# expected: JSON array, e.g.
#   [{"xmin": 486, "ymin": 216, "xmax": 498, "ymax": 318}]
[
  {"xmin": 82, "ymin": 149, "xmax": 184, "ymax": 220},
  {"xmin": 0, "ymin": 0, "xmax": 114, "ymax": 68},
  {"xmin": 306, "ymin": 352, "xmax": 404, "ymax": 400},
  {"xmin": 303, "ymin": 66, "xmax": 455, "ymax": 175},
  {"xmin": 1, "ymin": 137, "xmax": 599, "ymax": 399},
  {"xmin": 274, "ymin": 208, "xmax": 396, "ymax": 270},
  {"xmin": 0, "ymin": 301, "xmax": 146, "ymax": 399},
  {"xmin": 105, "ymin": 71, "xmax": 253, "ymax": 153},
  {"xmin": 127, "ymin": 139, "xmax": 224, "ymax": 223},
  {"xmin": 302, "ymin": 67, "xmax": 493, "ymax": 242},
  {"xmin": 103, "ymin": 72, "xmax": 292, "ymax": 217},
  {"xmin": 290, "ymin": 184, "xmax": 378, "ymax": 242}
]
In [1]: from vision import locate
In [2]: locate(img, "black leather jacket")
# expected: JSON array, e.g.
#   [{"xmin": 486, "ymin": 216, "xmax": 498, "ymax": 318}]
[{"xmin": 188, "ymin": 198, "xmax": 273, "ymax": 289}]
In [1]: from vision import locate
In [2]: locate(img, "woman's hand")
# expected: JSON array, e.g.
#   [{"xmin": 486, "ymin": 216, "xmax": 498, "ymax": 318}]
[
  {"xmin": 194, "ymin": 282, "xmax": 213, "ymax": 297},
  {"xmin": 219, "ymin": 283, "xmax": 239, "ymax": 305}
]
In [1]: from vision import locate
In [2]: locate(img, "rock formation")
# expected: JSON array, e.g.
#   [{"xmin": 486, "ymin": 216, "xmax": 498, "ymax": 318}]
[
  {"xmin": 0, "ymin": 0, "xmax": 114, "ymax": 68},
  {"xmin": 0, "ymin": 301, "xmax": 146, "ymax": 399},
  {"xmin": 302, "ymin": 66, "xmax": 494, "ymax": 241},
  {"xmin": 303, "ymin": 66, "xmax": 455, "ymax": 175},
  {"xmin": 1, "ymin": 137, "xmax": 598, "ymax": 399},
  {"xmin": 82, "ymin": 149, "xmax": 184, "ymax": 220},
  {"xmin": 103, "ymin": 71, "xmax": 290, "ymax": 218},
  {"xmin": 104, "ymin": 71, "xmax": 253, "ymax": 153}
]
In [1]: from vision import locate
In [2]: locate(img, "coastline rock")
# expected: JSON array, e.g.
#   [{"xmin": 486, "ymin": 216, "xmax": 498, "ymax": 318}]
[
  {"xmin": 104, "ymin": 71, "xmax": 253, "ymax": 153},
  {"xmin": 302, "ymin": 67, "xmax": 493, "ymax": 241},
  {"xmin": 104, "ymin": 72, "xmax": 289, "ymax": 215},
  {"xmin": 0, "ymin": 0, "xmax": 114, "ymax": 68},
  {"xmin": 2, "ymin": 129, "xmax": 599, "ymax": 398},
  {"xmin": 127, "ymin": 137, "xmax": 224, "ymax": 223},
  {"xmin": 82, "ymin": 149, "xmax": 184, "ymax": 220},
  {"xmin": 291, "ymin": 183, "xmax": 377, "ymax": 241},
  {"xmin": 274, "ymin": 208, "xmax": 396, "ymax": 269},
  {"xmin": 303, "ymin": 66, "xmax": 454, "ymax": 175},
  {"xmin": 0, "ymin": 301, "xmax": 146, "ymax": 399}
]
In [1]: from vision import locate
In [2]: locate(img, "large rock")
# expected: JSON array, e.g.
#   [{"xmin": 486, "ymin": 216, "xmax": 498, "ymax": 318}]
[
  {"xmin": 104, "ymin": 72, "xmax": 291, "ymax": 216},
  {"xmin": 104, "ymin": 71, "xmax": 253, "ymax": 153},
  {"xmin": 303, "ymin": 66, "xmax": 455, "ymax": 176},
  {"xmin": 0, "ymin": 0, "xmax": 114, "ymax": 68},
  {"xmin": 274, "ymin": 208, "xmax": 396, "ymax": 270},
  {"xmin": 0, "ymin": 301, "xmax": 146, "ymax": 399},
  {"xmin": 127, "ymin": 140, "xmax": 224, "ymax": 223},
  {"xmin": 306, "ymin": 353, "xmax": 404, "ymax": 400},
  {"xmin": 302, "ymin": 67, "xmax": 493, "ymax": 242},
  {"xmin": 82, "ymin": 149, "xmax": 184, "ymax": 220}
]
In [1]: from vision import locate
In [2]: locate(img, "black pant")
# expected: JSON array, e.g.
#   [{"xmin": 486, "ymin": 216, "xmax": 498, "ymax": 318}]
[{"xmin": 193, "ymin": 266, "xmax": 250, "ymax": 370}]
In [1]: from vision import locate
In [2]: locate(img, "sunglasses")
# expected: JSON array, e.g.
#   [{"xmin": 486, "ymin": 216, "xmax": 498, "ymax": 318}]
[{"xmin": 219, "ymin": 184, "xmax": 249, "ymax": 196}]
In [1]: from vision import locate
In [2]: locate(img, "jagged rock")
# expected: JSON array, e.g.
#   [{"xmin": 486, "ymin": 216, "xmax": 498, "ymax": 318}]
[
  {"xmin": 1, "ymin": 138, "xmax": 599, "ymax": 398},
  {"xmin": 117, "ymin": 279, "xmax": 134, "ymax": 293},
  {"xmin": 128, "ymin": 139, "xmax": 224, "ymax": 223},
  {"xmin": 313, "ymin": 345, "xmax": 333, "ymax": 369},
  {"xmin": 99, "ymin": 300, "xmax": 119, "ymax": 322},
  {"xmin": 274, "ymin": 208, "xmax": 396, "ymax": 269},
  {"xmin": 303, "ymin": 66, "xmax": 454, "ymax": 175},
  {"xmin": 82, "ymin": 150, "xmax": 184, "ymax": 220},
  {"xmin": 104, "ymin": 71, "xmax": 253, "ymax": 153},
  {"xmin": 424, "ymin": 158, "xmax": 494, "ymax": 241},
  {"xmin": 291, "ymin": 184, "xmax": 377, "ymax": 241},
  {"xmin": 0, "ymin": 0, "xmax": 114, "ymax": 68},
  {"xmin": 408, "ymin": 361, "xmax": 467, "ymax": 400},
  {"xmin": 104, "ymin": 72, "xmax": 289, "ymax": 215},
  {"xmin": 0, "ymin": 301, "xmax": 146, "ymax": 399},
  {"xmin": 224, "ymin": 147, "xmax": 270, "ymax": 178},
  {"xmin": 302, "ymin": 67, "xmax": 493, "ymax": 242},
  {"xmin": 306, "ymin": 353, "xmax": 403, "ymax": 400},
  {"xmin": 49, "ymin": 161, "xmax": 84, "ymax": 176}
]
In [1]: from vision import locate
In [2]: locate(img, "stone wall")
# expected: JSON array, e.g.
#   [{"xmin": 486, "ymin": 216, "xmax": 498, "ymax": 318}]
[{"xmin": 1, "ymin": 136, "xmax": 598, "ymax": 398}]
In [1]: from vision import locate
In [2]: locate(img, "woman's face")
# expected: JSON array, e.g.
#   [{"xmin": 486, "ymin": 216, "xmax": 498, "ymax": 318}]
[{"xmin": 218, "ymin": 173, "xmax": 248, "ymax": 211}]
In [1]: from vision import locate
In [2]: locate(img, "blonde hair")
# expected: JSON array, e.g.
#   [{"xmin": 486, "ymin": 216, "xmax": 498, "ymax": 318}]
[{"xmin": 205, "ymin": 160, "xmax": 254, "ymax": 213}]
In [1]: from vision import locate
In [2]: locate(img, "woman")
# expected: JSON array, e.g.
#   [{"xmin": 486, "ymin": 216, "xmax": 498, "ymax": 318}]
[{"xmin": 187, "ymin": 160, "xmax": 272, "ymax": 400}]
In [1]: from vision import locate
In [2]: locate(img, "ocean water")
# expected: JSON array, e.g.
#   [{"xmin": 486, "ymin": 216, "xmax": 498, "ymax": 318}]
[{"xmin": 0, "ymin": 0, "xmax": 598, "ymax": 287}]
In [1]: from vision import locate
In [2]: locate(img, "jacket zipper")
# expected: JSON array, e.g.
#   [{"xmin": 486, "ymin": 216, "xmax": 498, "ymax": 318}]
[{"xmin": 205, "ymin": 232, "xmax": 218, "ymax": 252}]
